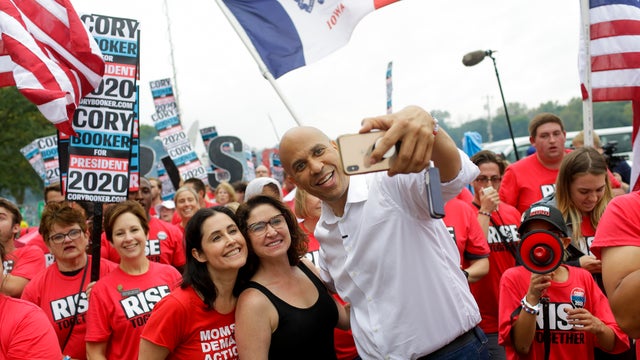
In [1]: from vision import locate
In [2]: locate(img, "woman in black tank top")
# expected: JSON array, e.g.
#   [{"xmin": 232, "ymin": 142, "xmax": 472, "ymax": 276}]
[{"xmin": 235, "ymin": 195, "xmax": 350, "ymax": 359}]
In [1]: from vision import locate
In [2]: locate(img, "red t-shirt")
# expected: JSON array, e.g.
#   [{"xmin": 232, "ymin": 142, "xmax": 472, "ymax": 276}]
[
  {"xmin": 443, "ymin": 198, "xmax": 490, "ymax": 268},
  {"xmin": 3, "ymin": 244, "xmax": 45, "ymax": 281},
  {"xmin": 456, "ymin": 187, "xmax": 475, "ymax": 203},
  {"xmin": 100, "ymin": 217, "xmax": 185, "ymax": 268},
  {"xmin": 15, "ymin": 231, "xmax": 54, "ymax": 267},
  {"xmin": 469, "ymin": 202, "xmax": 521, "ymax": 334},
  {"xmin": 141, "ymin": 286, "xmax": 238, "ymax": 359},
  {"xmin": 85, "ymin": 262, "xmax": 182, "ymax": 360},
  {"xmin": 300, "ymin": 223, "xmax": 359, "ymax": 360},
  {"xmin": 21, "ymin": 256, "xmax": 118, "ymax": 360},
  {"xmin": 498, "ymin": 266, "xmax": 629, "ymax": 360},
  {"xmin": 591, "ymin": 191, "xmax": 640, "ymax": 359},
  {"xmin": 499, "ymin": 154, "xmax": 560, "ymax": 213},
  {"xmin": 591, "ymin": 191, "xmax": 640, "ymax": 258},
  {"xmin": 0, "ymin": 294, "xmax": 63, "ymax": 359}
]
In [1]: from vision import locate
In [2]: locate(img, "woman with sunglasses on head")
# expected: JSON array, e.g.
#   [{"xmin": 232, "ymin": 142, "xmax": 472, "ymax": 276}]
[
  {"xmin": 21, "ymin": 202, "xmax": 117, "ymax": 360},
  {"xmin": 85, "ymin": 201, "xmax": 182, "ymax": 360},
  {"xmin": 139, "ymin": 207, "xmax": 247, "ymax": 359},
  {"xmin": 234, "ymin": 195, "xmax": 350, "ymax": 359}
]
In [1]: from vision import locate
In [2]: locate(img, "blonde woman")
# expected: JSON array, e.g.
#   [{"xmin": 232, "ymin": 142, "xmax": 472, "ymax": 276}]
[
  {"xmin": 215, "ymin": 182, "xmax": 237, "ymax": 206},
  {"xmin": 538, "ymin": 147, "xmax": 612, "ymax": 276},
  {"xmin": 174, "ymin": 186, "xmax": 201, "ymax": 232}
]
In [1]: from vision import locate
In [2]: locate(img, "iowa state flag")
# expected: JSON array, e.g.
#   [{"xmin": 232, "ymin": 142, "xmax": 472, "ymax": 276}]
[
  {"xmin": 579, "ymin": 0, "xmax": 640, "ymax": 190},
  {"xmin": 0, "ymin": 0, "xmax": 105, "ymax": 136},
  {"xmin": 224, "ymin": 0, "xmax": 399, "ymax": 78}
]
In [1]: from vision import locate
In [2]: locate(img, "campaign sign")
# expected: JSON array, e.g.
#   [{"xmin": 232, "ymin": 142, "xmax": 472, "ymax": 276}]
[
  {"xmin": 200, "ymin": 126, "xmax": 218, "ymax": 150},
  {"xmin": 152, "ymin": 108, "xmax": 182, "ymax": 137},
  {"xmin": 156, "ymin": 162, "xmax": 176, "ymax": 201},
  {"xmin": 34, "ymin": 135, "xmax": 60, "ymax": 185},
  {"xmin": 150, "ymin": 82, "xmax": 208, "ymax": 185},
  {"xmin": 149, "ymin": 78, "xmax": 177, "ymax": 113},
  {"xmin": 20, "ymin": 140, "xmax": 47, "ymax": 184},
  {"xmin": 65, "ymin": 14, "xmax": 140, "ymax": 202}
]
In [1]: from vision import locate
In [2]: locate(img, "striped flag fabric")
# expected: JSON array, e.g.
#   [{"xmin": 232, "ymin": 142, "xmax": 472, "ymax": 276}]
[
  {"xmin": 580, "ymin": 0, "xmax": 640, "ymax": 190},
  {"xmin": 0, "ymin": 0, "xmax": 105, "ymax": 136},
  {"xmin": 223, "ymin": 0, "xmax": 400, "ymax": 78}
]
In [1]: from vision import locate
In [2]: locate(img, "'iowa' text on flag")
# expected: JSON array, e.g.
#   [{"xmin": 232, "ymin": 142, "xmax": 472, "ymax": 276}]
[{"xmin": 0, "ymin": 0, "xmax": 105, "ymax": 136}]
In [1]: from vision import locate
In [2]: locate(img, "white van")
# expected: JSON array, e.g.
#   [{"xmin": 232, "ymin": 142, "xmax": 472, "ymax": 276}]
[{"xmin": 482, "ymin": 126, "xmax": 633, "ymax": 164}]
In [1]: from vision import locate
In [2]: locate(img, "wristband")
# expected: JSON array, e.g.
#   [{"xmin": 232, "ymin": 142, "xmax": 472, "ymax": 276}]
[
  {"xmin": 63, "ymin": 356, "xmax": 71, "ymax": 360},
  {"xmin": 462, "ymin": 269, "xmax": 469, "ymax": 279},
  {"xmin": 521, "ymin": 296, "xmax": 540, "ymax": 315},
  {"xmin": 478, "ymin": 211, "xmax": 491, "ymax": 217}
]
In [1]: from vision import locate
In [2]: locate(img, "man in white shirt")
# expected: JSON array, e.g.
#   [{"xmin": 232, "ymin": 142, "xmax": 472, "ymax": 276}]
[{"xmin": 280, "ymin": 106, "xmax": 487, "ymax": 359}]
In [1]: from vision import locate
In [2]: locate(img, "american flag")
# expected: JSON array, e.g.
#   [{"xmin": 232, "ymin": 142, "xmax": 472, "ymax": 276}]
[
  {"xmin": 0, "ymin": 0, "xmax": 104, "ymax": 136},
  {"xmin": 581, "ymin": 0, "xmax": 640, "ymax": 190}
]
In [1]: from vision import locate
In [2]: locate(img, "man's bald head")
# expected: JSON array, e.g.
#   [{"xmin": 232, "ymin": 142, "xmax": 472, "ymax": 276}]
[{"xmin": 280, "ymin": 126, "xmax": 332, "ymax": 169}]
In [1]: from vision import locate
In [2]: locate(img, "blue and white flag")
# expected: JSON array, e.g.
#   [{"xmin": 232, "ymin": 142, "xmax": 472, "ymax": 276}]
[{"xmin": 224, "ymin": 0, "xmax": 399, "ymax": 78}]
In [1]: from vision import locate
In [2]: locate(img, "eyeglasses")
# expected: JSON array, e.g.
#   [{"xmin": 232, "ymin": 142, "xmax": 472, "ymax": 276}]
[
  {"xmin": 49, "ymin": 228, "xmax": 83, "ymax": 244},
  {"xmin": 248, "ymin": 214, "xmax": 286, "ymax": 236},
  {"xmin": 475, "ymin": 176, "xmax": 502, "ymax": 184}
]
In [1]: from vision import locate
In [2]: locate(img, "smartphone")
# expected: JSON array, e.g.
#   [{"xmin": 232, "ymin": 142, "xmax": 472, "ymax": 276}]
[
  {"xmin": 425, "ymin": 167, "xmax": 445, "ymax": 218},
  {"xmin": 482, "ymin": 186, "xmax": 494, "ymax": 195},
  {"xmin": 337, "ymin": 131, "xmax": 398, "ymax": 175}
]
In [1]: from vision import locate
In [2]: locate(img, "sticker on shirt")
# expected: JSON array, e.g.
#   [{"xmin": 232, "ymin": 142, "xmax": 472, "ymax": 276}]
[{"xmin": 157, "ymin": 231, "xmax": 167, "ymax": 241}]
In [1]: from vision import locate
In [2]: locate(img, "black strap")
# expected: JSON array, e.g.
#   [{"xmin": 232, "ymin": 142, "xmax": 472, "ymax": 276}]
[
  {"xmin": 61, "ymin": 262, "xmax": 89, "ymax": 352},
  {"xmin": 541, "ymin": 297, "xmax": 551, "ymax": 360},
  {"xmin": 473, "ymin": 203, "xmax": 520, "ymax": 263}
]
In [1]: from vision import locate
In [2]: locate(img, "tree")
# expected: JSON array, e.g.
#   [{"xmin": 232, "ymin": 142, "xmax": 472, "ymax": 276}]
[{"xmin": 0, "ymin": 87, "xmax": 56, "ymax": 204}]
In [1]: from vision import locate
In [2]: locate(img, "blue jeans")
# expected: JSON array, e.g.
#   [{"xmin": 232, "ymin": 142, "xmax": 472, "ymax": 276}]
[
  {"xmin": 485, "ymin": 332, "xmax": 506, "ymax": 360},
  {"xmin": 420, "ymin": 327, "xmax": 489, "ymax": 360}
]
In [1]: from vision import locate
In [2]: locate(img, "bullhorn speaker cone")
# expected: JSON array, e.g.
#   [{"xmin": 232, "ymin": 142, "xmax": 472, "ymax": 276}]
[{"xmin": 518, "ymin": 230, "xmax": 564, "ymax": 274}]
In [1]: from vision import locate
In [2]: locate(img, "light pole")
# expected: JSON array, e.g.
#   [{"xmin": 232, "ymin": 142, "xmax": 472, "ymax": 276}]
[{"xmin": 463, "ymin": 50, "xmax": 519, "ymax": 161}]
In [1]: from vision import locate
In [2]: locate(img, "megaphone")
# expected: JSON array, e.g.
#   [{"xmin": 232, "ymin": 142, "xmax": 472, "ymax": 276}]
[{"xmin": 517, "ymin": 230, "xmax": 564, "ymax": 274}]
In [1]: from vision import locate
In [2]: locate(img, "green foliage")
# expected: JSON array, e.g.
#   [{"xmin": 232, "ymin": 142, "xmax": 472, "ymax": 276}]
[
  {"xmin": 0, "ymin": 87, "xmax": 56, "ymax": 204},
  {"xmin": 447, "ymin": 97, "xmax": 633, "ymax": 145},
  {"xmin": 139, "ymin": 124, "xmax": 166, "ymax": 160}
]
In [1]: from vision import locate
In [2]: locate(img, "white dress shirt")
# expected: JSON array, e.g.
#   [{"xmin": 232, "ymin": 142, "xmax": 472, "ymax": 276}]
[{"xmin": 315, "ymin": 150, "xmax": 482, "ymax": 360}]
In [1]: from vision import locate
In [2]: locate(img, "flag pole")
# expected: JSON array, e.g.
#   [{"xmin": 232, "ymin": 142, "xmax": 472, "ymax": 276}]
[
  {"xmin": 214, "ymin": 0, "xmax": 303, "ymax": 127},
  {"xmin": 580, "ymin": 0, "xmax": 594, "ymax": 147}
]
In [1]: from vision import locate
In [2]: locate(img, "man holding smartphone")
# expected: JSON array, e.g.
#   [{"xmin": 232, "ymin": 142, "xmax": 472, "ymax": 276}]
[{"xmin": 280, "ymin": 106, "xmax": 487, "ymax": 359}]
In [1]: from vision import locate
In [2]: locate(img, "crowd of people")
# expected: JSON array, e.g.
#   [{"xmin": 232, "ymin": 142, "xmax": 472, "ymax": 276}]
[{"xmin": 1, "ymin": 105, "xmax": 639, "ymax": 359}]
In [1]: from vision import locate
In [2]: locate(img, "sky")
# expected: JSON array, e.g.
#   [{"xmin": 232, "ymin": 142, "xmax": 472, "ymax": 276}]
[{"xmin": 72, "ymin": 0, "xmax": 583, "ymax": 150}]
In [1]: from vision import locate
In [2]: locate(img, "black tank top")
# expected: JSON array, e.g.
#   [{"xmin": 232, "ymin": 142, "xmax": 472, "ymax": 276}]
[{"xmin": 246, "ymin": 262, "xmax": 338, "ymax": 359}]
